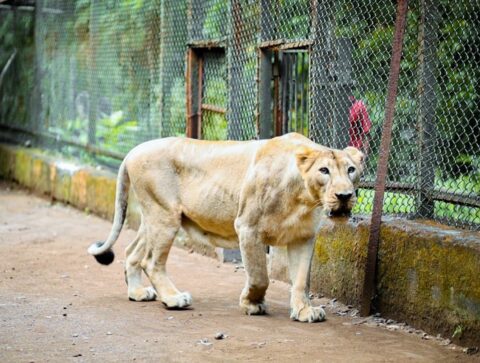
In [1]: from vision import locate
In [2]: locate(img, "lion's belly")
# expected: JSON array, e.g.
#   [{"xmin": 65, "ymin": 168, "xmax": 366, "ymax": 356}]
[{"xmin": 180, "ymin": 176, "xmax": 240, "ymax": 238}]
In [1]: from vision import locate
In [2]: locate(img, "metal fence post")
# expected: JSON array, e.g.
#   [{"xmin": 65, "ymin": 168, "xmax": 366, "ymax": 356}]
[
  {"xmin": 360, "ymin": 0, "xmax": 409, "ymax": 317},
  {"xmin": 87, "ymin": 0, "xmax": 98, "ymax": 147},
  {"xmin": 416, "ymin": 0, "xmax": 438, "ymax": 219}
]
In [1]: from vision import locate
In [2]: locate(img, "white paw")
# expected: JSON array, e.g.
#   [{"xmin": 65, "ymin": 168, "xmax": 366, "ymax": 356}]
[
  {"xmin": 128, "ymin": 286, "xmax": 157, "ymax": 301},
  {"xmin": 290, "ymin": 305, "xmax": 326, "ymax": 323},
  {"xmin": 240, "ymin": 299, "xmax": 267, "ymax": 315},
  {"xmin": 162, "ymin": 292, "xmax": 192, "ymax": 309}
]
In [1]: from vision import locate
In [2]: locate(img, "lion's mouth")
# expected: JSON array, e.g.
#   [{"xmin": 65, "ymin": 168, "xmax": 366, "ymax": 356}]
[{"xmin": 328, "ymin": 208, "xmax": 352, "ymax": 218}]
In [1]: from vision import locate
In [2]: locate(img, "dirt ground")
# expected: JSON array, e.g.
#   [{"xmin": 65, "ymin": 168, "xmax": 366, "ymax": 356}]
[{"xmin": 0, "ymin": 181, "xmax": 477, "ymax": 363}]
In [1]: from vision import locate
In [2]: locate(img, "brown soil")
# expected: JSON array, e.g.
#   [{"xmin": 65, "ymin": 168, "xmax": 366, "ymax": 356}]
[{"xmin": 0, "ymin": 181, "xmax": 476, "ymax": 362}]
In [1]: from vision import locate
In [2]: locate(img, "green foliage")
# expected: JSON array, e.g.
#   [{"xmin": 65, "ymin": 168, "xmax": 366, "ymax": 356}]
[
  {"xmin": 97, "ymin": 111, "xmax": 140, "ymax": 154},
  {"xmin": 168, "ymin": 78, "xmax": 187, "ymax": 137}
]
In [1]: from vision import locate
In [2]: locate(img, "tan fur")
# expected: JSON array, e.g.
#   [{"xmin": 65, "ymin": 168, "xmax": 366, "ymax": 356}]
[{"xmin": 88, "ymin": 133, "xmax": 364, "ymax": 321}]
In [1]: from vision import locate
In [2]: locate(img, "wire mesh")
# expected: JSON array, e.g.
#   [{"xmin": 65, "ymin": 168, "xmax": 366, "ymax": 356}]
[{"xmin": 0, "ymin": 0, "xmax": 478, "ymax": 229}]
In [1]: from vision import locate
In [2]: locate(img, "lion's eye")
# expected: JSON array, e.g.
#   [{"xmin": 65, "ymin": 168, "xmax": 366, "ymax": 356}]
[
  {"xmin": 319, "ymin": 167, "xmax": 330, "ymax": 175},
  {"xmin": 348, "ymin": 166, "xmax": 356, "ymax": 174}
]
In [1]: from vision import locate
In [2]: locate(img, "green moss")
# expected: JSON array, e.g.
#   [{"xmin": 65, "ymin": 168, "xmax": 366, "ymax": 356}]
[{"xmin": 14, "ymin": 149, "xmax": 33, "ymax": 187}]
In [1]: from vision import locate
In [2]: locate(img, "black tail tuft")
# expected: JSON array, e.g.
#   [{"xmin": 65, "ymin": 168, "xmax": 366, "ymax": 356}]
[
  {"xmin": 94, "ymin": 249, "xmax": 115, "ymax": 265},
  {"xmin": 91, "ymin": 242, "xmax": 115, "ymax": 265}
]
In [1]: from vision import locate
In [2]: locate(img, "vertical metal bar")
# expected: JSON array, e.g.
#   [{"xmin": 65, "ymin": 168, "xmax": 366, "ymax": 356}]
[
  {"xmin": 197, "ymin": 54, "xmax": 204, "ymax": 139},
  {"xmin": 273, "ymin": 51, "xmax": 282, "ymax": 136},
  {"xmin": 294, "ymin": 53, "xmax": 300, "ymax": 133},
  {"xmin": 259, "ymin": 49, "xmax": 273, "ymax": 139},
  {"xmin": 280, "ymin": 53, "xmax": 289, "ymax": 134},
  {"xmin": 87, "ymin": 0, "xmax": 98, "ymax": 147},
  {"xmin": 299, "ymin": 52, "xmax": 305, "ymax": 135},
  {"xmin": 416, "ymin": 0, "xmax": 438, "ymax": 218},
  {"xmin": 304, "ymin": 51, "xmax": 309, "ymax": 136},
  {"xmin": 186, "ymin": 48, "xmax": 201, "ymax": 139},
  {"xmin": 291, "ymin": 55, "xmax": 296, "ymax": 133},
  {"xmin": 288, "ymin": 54, "xmax": 295, "ymax": 133},
  {"xmin": 360, "ymin": 0, "xmax": 409, "ymax": 317}
]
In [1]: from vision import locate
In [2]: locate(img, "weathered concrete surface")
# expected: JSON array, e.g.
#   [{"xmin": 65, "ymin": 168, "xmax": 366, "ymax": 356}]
[
  {"xmin": 269, "ymin": 216, "xmax": 480, "ymax": 346},
  {"xmin": 2, "ymin": 183, "xmax": 475, "ymax": 362},
  {"xmin": 1, "ymin": 142, "xmax": 479, "ymax": 347}
]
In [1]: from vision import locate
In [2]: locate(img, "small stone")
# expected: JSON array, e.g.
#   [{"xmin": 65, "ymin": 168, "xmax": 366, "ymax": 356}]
[
  {"xmin": 106, "ymin": 331, "xmax": 112, "ymax": 335},
  {"xmin": 214, "ymin": 332, "xmax": 226, "ymax": 340},
  {"xmin": 197, "ymin": 338, "xmax": 212, "ymax": 346},
  {"xmin": 72, "ymin": 333, "xmax": 79, "ymax": 338},
  {"xmin": 463, "ymin": 347, "xmax": 479, "ymax": 355},
  {"xmin": 166, "ymin": 316, "xmax": 174, "ymax": 320},
  {"xmin": 386, "ymin": 319, "xmax": 395, "ymax": 325},
  {"xmin": 440, "ymin": 339, "xmax": 451, "ymax": 346},
  {"xmin": 73, "ymin": 354, "xmax": 82, "ymax": 357},
  {"xmin": 63, "ymin": 313, "xmax": 67, "ymax": 317},
  {"xmin": 387, "ymin": 325, "xmax": 399, "ymax": 331},
  {"xmin": 373, "ymin": 312, "xmax": 381, "ymax": 318}
]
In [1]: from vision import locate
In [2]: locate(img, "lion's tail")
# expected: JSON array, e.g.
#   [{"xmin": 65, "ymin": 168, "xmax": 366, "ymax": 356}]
[{"xmin": 87, "ymin": 160, "xmax": 130, "ymax": 265}]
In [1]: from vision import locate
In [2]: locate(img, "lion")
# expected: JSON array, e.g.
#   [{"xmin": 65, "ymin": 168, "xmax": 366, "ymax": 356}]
[{"xmin": 88, "ymin": 133, "xmax": 364, "ymax": 322}]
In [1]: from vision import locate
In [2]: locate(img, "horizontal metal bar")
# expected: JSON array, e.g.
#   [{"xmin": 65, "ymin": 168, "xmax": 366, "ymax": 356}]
[
  {"xmin": 258, "ymin": 39, "xmax": 312, "ymax": 50},
  {"xmin": 17, "ymin": 5, "xmax": 34, "ymax": 11},
  {"xmin": 359, "ymin": 181, "xmax": 479, "ymax": 208},
  {"xmin": 42, "ymin": 7, "xmax": 63, "ymax": 15},
  {"xmin": 359, "ymin": 180, "xmax": 415, "ymax": 192},
  {"xmin": 188, "ymin": 39, "xmax": 226, "ymax": 49},
  {"xmin": 429, "ymin": 189, "xmax": 480, "ymax": 209},
  {"xmin": 201, "ymin": 104, "xmax": 226, "ymax": 114}
]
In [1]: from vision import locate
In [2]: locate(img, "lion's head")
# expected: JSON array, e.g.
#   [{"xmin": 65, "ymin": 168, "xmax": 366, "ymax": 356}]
[{"xmin": 296, "ymin": 146, "xmax": 365, "ymax": 217}]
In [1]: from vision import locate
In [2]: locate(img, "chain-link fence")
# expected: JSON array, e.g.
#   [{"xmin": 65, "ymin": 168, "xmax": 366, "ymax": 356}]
[{"xmin": 0, "ymin": 0, "xmax": 479, "ymax": 230}]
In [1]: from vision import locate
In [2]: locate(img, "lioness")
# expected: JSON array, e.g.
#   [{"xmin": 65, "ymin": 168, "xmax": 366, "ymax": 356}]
[{"xmin": 88, "ymin": 133, "xmax": 363, "ymax": 322}]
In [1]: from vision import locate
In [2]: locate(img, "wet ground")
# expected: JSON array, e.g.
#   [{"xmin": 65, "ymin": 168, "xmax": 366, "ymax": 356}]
[{"xmin": 0, "ymin": 181, "xmax": 476, "ymax": 362}]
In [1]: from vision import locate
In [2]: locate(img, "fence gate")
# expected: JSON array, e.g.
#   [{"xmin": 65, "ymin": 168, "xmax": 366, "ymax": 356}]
[{"xmin": 186, "ymin": 47, "xmax": 227, "ymax": 140}]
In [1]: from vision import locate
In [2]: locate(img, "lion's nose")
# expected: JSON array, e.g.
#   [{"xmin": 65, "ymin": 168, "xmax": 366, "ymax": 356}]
[{"xmin": 335, "ymin": 192, "xmax": 353, "ymax": 202}]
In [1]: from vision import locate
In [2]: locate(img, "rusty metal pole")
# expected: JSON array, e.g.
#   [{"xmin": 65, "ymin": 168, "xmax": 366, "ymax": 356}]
[{"xmin": 360, "ymin": 0, "xmax": 409, "ymax": 317}]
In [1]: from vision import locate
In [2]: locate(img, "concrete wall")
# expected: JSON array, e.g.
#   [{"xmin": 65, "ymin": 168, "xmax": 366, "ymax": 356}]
[{"xmin": 1, "ymin": 143, "xmax": 479, "ymax": 346}]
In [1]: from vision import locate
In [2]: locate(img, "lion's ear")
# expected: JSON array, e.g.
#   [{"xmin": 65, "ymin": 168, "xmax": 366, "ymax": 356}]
[
  {"xmin": 344, "ymin": 146, "xmax": 365, "ymax": 170},
  {"xmin": 296, "ymin": 146, "xmax": 319, "ymax": 174}
]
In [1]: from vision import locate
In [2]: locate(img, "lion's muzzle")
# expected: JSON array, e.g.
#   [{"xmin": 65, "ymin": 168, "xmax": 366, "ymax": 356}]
[{"xmin": 328, "ymin": 191, "xmax": 355, "ymax": 218}]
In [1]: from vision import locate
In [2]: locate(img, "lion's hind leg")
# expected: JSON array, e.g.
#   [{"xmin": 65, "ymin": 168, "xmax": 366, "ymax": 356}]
[
  {"xmin": 125, "ymin": 224, "xmax": 157, "ymax": 301},
  {"xmin": 140, "ymin": 205, "xmax": 192, "ymax": 309}
]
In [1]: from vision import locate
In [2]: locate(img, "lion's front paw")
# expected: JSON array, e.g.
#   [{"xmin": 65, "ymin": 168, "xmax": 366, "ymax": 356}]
[
  {"xmin": 128, "ymin": 286, "xmax": 157, "ymax": 302},
  {"xmin": 290, "ymin": 305, "xmax": 326, "ymax": 323},
  {"xmin": 161, "ymin": 291, "xmax": 192, "ymax": 309},
  {"xmin": 240, "ymin": 298, "xmax": 267, "ymax": 316}
]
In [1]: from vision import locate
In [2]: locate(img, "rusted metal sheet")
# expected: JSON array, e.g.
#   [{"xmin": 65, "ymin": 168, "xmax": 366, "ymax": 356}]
[{"xmin": 360, "ymin": 0, "xmax": 409, "ymax": 317}]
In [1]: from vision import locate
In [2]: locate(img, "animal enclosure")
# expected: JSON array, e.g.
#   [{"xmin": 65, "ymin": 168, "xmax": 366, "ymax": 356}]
[{"xmin": 0, "ymin": 0, "xmax": 479, "ymax": 229}]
